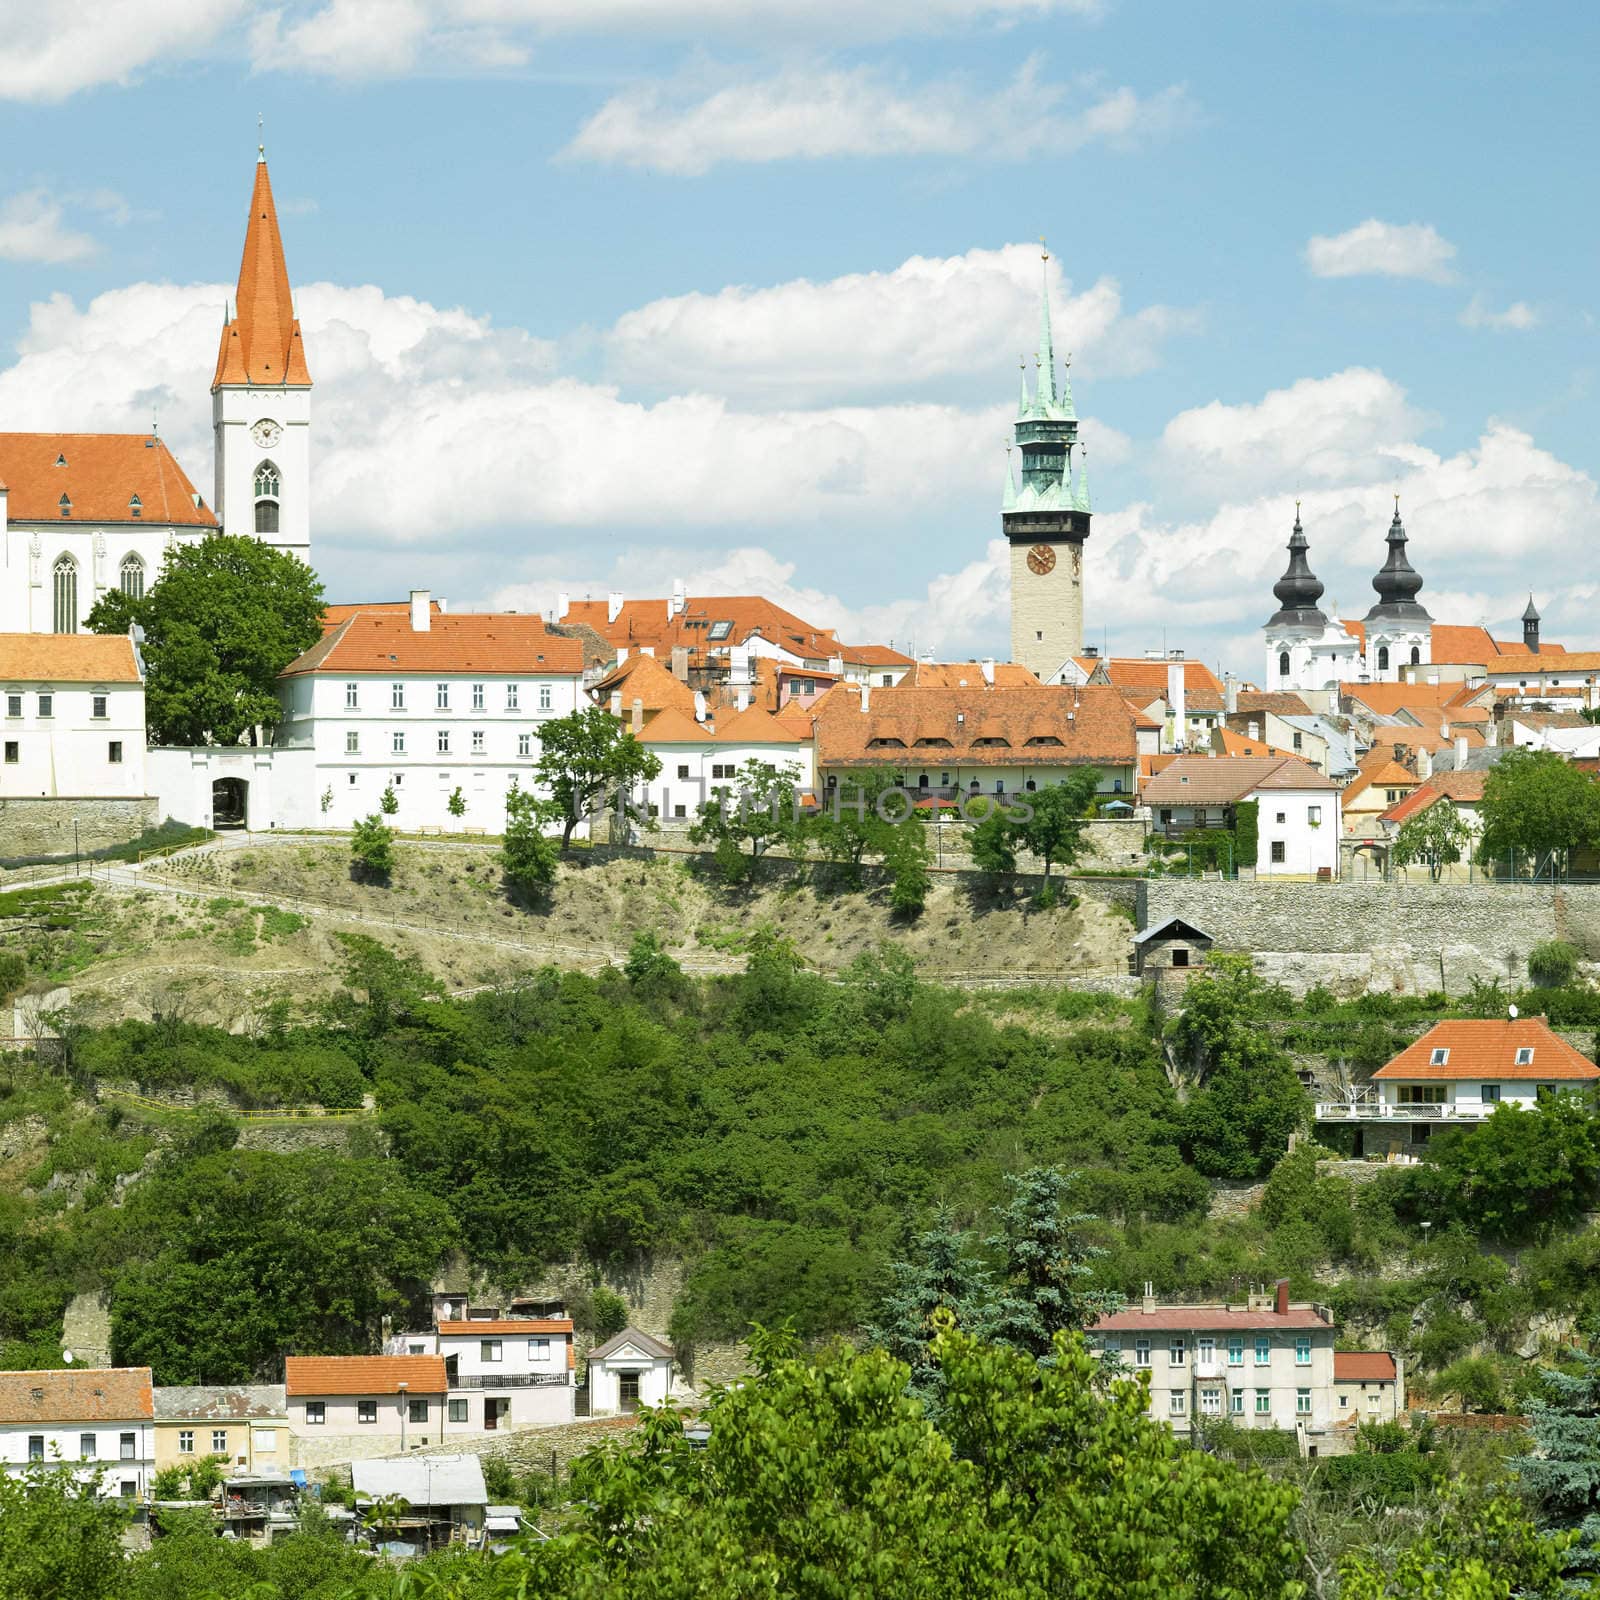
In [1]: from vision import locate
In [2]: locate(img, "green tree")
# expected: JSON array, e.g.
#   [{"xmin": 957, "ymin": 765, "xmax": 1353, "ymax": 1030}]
[
  {"xmin": 350, "ymin": 813, "xmax": 395, "ymax": 880},
  {"xmin": 1392, "ymin": 799, "xmax": 1472, "ymax": 883},
  {"xmin": 1514, "ymin": 1346, "xmax": 1600, "ymax": 1586},
  {"xmin": 379, "ymin": 783, "xmax": 399, "ymax": 816},
  {"xmin": 808, "ymin": 771, "xmax": 908, "ymax": 887},
  {"xmin": 968, "ymin": 807, "xmax": 1017, "ymax": 876},
  {"xmin": 1529, "ymin": 938, "xmax": 1581, "ymax": 987},
  {"xmin": 690, "ymin": 759, "xmax": 805, "ymax": 875},
  {"xmin": 0, "ymin": 1464, "xmax": 130, "ymax": 1600},
  {"xmin": 446, "ymin": 786, "xmax": 467, "ymax": 822},
  {"xmin": 1477, "ymin": 747, "xmax": 1600, "ymax": 870},
  {"xmin": 502, "ymin": 784, "xmax": 560, "ymax": 896},
  {"xmin": 1012, "ymin": 770, "xmax": 1100, "ymax": 884},
  {"xmin": 86, "ymin": 533, "xmax": 324, "ymax": 746},
  {"xmin": 587, "ymin": 1285, "xmax": 630, "ymax": 1342},
  {"xmin": 535, "ymin": 707, "xmax": 662, "ymax": 849},
  {"xmin": 983, "ymin": 1167, "xmax": 1123, "ymax": 1360},
  {"xmin": 885, "ymin": 820, "xmax": 932, "ymax": 917}
]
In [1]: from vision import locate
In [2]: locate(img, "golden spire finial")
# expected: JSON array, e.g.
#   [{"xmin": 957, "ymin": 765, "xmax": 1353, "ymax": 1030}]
[
  {"xmin": 1039, "ymin": 234, "xmax": 1048, "ymax": 261},
  {"xmin": 258, "ymin": 111, "xmax": 265, "ymax": 162}
]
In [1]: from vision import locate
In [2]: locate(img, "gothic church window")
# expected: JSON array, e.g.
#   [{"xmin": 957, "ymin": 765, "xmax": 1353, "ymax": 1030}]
[
  {"xmin": 1377, "ymin": 646, "xmax": 1390, "ymax": 672},
  {"xmin": 119, "ymin": 555, "xmax": 145, "ymax": 601},
  {"xmin": 53, "ymin": 557, "xmax": 78, "ymax": 634},
  {"xmin": 1278, "ymin": 651, "xmax": 1290, "ymax": 677},
  {"xmin": 1410, "ymin": 646, "xmax": 1421, "ymax": 665},
  {"xmin": 254, "ymin": 460, "xmax": 281, "ymax": 534}
]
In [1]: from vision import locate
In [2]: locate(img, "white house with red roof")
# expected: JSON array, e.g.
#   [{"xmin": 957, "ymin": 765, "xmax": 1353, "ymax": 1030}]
[
  {"xmin": 1333, "ymin": 1352, "xmax": 1405, "ymax": 1427},
  {"xmin": 0, "ymin": 634, "xmax": 147, "ymax": 800},
  {"xmin": 1092, "ymin": 1281, "xmax": 1339, "ymax": 1447},
  {"xmin": 268, "ymin": 590, "xmax": 586, "ymax": 832},
  {"xmin": 631, "ymin": 702, "xmax": 816, "ymax": 823},
  {"xmin": 387, "ymin": 1313, "xmax": 576, "ymax": 1432},
  {"xmin": 1316, "ymin": 1017, "xmax": 1600, "ymax": 1150},
  {"xmin": 0, "ymin": 149, "xmax": 311, "ymax": 637}
]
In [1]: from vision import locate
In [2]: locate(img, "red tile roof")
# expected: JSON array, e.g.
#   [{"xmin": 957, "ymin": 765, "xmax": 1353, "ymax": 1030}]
[
  {"xmin": 848, "ymin": 644, "xmax": 915, "ymax": 667},
  {"xmin": 1344, "ymin": 682, "xmax": 1492, "ymax": 718},
  {"xmin": 813, "ymin": 683, "xmax": 1141, "ymax": 770},
  {"xmin": 1093, "ymin": 1307, "xmax": 1331, "ymax": 1333},
  {"xmin": 322, "ymin": 601, "xmax": 441, "ymax": 633},
  {"xmin": 1234, "ymin": 691, "xmax": 1312, "ymax": 716},
  {"xmin": 0, "ymin": 1367, "xmax": 153, "ymax": 1423},
  {"xmin": 0, "ymin": 433, "xmax": 216, "ymax": 526},
  {"xmin": 1378, "ymin": 770, "xmax": 1487, "ymax": 825},
  {"xmin": 213, "ymin": 158, "xmax": 311, "ymax": 389},
  {"xmin": 285, "ymin": 1356, "xmax": 447, "ymax": 1397},
  {"xmin": 282, "ymin": 612, "xmax": 585, "ymax": 677},
  {"xmin": 1215, "ymin": 729, "xmax": 1297, "ymax": 761},
  {"xmin": 1487, "ymin": 651, "xmax": 1600, "ymax": 677},
  {"xmin": 899, "ymin": 662, "xmax": 1042, "ymax": 689},
  {"xmin": 1372, "ymin": 1018, "xmax": 1598, "ymax": 1081},
  {"xmin": 1335, "ymin": 1353, "xmax": 1398, "ymax": 1383},
  {"xmin": 1142, "ymin": 754, "xmax": 1337, "ymax": 807},
  {"xmin": 0, "ymin": 634, "xmax": 141, "ymax": 684},
  {"xmin": 591, "ymin": 652, "xmax": 697, "ymax": 720},
  {"xmin": 435, "ymin": 1320, "xmax": 572, "ymax": 1337},
  {"xmin": 1096, "ymin": 659, "xmax": 1225, "ymax": 695}
]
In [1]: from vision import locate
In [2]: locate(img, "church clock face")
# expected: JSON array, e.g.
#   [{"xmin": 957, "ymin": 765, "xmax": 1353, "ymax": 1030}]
[
  {"xmin": 1027, "ymin": 544, "xmax": 1056, "ymax": 576},
  {"xmin": 251, "ymin": 418, "xmax": 282, "ymax": 448}
]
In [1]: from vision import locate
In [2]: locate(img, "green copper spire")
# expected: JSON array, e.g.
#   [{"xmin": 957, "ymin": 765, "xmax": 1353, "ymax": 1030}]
[
  {"xmin": 1035, "ymin": 246, "xmax": 1056, "ymax": 409},
  {"xmin": 1059, "ymin": 348, "xmax": 1075, "ymax": 421},
  {"xmin": 1072, "ymin": 444, "xmax": 1091, "ymax": 512},
  {"xmin": 1017, "ymin": 357, "xmax": 1030, "ymax": 419},
  {"xmin": 1002, "ymin": 446, "xmax": 1018, "ymax": 511}
]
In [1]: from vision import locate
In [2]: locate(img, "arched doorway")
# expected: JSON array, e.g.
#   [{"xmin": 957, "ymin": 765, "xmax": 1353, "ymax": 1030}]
[{"xmin": 212, "ymin": 778, "xmax": 249, "ymax": 829}]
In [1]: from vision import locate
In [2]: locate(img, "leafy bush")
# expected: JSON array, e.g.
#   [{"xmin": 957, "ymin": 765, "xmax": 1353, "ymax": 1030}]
[
  {"xmin": 1317, "ymin": 1448, "xmax": 1435, "ymax": 1504},
  {"xmin": 1528, "ymin": 940, "xmax": 1581, "ymax": 988},
  {"xmin": 349, "ymin": 815, "xmax": 394, "ymax": 880},
  {"xmin": 1436, "ymin": 1355, "xmax": 1505, "ymax": 1413},
  {"xmin": 587, "ymin": 1286, "xmax": 630, "ymax": 1341}
]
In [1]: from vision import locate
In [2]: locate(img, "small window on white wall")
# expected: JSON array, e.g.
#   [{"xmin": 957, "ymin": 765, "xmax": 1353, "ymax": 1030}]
[{"xmin": 539, "ymin": 684, "xmax": 552, "ymax": 711}]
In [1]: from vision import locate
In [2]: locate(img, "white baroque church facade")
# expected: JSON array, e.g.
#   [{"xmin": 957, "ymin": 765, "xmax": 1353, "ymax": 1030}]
[{"xmin": 0, "ymin": 149, "xmax": 311, "ymax": 636}]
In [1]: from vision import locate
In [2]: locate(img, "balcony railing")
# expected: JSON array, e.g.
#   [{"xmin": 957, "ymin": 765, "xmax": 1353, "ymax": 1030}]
[
  {"xmin": 449, "ymin": 1373, "xmax": 568, "ymax": 1390},
  {"xmin": 1314, "ymin": 1101, "xmax": 1494, "ymax": 1122}
]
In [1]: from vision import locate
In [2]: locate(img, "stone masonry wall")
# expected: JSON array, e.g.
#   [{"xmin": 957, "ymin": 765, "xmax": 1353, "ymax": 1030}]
[
  {"xmin": 1139, "ymin": 879, "xmax": 1600, "ymax": 996},
  {"xmin": 0, "ymin": 797, "xmax": 158, "ymax": 861}
]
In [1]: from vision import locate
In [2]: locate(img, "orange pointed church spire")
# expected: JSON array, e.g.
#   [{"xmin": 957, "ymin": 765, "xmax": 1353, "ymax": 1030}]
[{"xmin": 212, "ymin": 146, "xmax": 312, "ymax": 390}]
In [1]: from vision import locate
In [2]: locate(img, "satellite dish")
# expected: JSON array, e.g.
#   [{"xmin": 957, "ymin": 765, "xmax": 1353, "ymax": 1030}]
[
  {"xmin": 61, "ymin": 1350, "xmax": 74, "ymax": 1364},
  {"xmin": 1509, "ymin": 1004, "xmax": 1519, "ymax": 1020}
]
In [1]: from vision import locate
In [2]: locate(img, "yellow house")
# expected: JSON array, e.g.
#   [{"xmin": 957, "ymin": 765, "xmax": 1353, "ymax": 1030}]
[{"xmin": 152, "ymin": 1385, "xmax": 288, "ymax": 1476}]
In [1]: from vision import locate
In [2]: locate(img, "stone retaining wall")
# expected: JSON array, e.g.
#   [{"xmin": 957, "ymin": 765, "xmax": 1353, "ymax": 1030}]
[
  {"xmin": 0, "ymin": 796, "xmax": 158, "ymax": 862},
  {"xmin": 1138, "ymin": 879, "xmax": 1600, "ymax": 995}
]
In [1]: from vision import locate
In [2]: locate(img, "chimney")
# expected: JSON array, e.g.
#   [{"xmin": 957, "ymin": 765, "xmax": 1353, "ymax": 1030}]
[
  {"xmin": 1455, "ymin": 734, "xmax": 1468, "ymax": 770},
  {"xmin": 861, "ymin": 683, "xmax": 871, "ymax": 713},
  {"xmin": 1486, "ymin": 715, "xmax": 1498, "ymax": 748},
  {"xmin": 609, "ymin": 691, "xmax": 622, "ymax": 717},
  {"xmin": 980, "ymin": 657, "xmax": 995, "ymax": 686},
  {"xmin": 1142, "ymin": 1281, "xmax": 1155, "ymax": 1314},
  {"xmin": 631, "ymin": 696, "xmax": 644, "ymax": 735},
  {"xmin": 556, "ymin": 591, "xmax": 570, "ymax": 621},
  {"xmin": 670, "ymin": 646, "xmax": 689, "ymax": 682},
  {"xmin": 607, "ymin": 591, "xmax": 624, "ymax": 625},
  {"xmin": 1248, "ymin": 720, "xmax": 1260, "ymax": 741},
  {"xmin": 671, "ymin": 578, "xmax": 686, "ymax": 619},
  {"xmin": 737, "ymin": 688, "xmax": 750, "ymax": 712},
  {"xmin": 1417, "ymin": 746, "xmax": 1432, "ymax": 781},
  {"xmin": 407, "ymin": 589, "xmax": 431, "ymax": 632},
  {"xmin": 1167, "ymin": 660, "xmax": 1186, "ymax": 748},
  {"xmin": 1224, "ymin": 674, "xmax": 1239, "ymax": 715},
  {"xmin": 1274, "ymin": 1280, "xmax": 1290, "ymax": 1317},
  {"xmin": 828, "ymin": 654, "xmax": 844, "ymax": 676},
  {"xmin": 617, "ymin": 646, "xmax": 630, "ymax": 664},
  {"xmin": 693, "ymin": 690, "xmax": 708, "ymax": 723}
]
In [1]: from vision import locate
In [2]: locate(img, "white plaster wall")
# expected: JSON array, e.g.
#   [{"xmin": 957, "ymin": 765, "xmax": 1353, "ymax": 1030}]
[
  {"xmin": 0, "ymin": 681, "xmax": 146, "ymax": 797},
  {"xmin": 589, "ymin": 1356, "xmax": 673, "ymax": 1416},
  {"xmin": 0, "ymin": 1420, "xmax": 154, "ymax": 1495},
  {"xmin": 1254, "ymin": 786, "xmax": 1340, "ymax": 877}
]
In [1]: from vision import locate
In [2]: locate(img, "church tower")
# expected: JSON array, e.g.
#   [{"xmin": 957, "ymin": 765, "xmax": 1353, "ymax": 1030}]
[
  {"xmin": 1362, "ymin": 499, "xmax": 1430, "ymax": 681},
  {"xmin": 212, "ymin": 145, "xmax": 312, "ymax": 565},
  {"xmin": 1004, "ymin": 254, "xmax": 1090, "ymax": 680}
]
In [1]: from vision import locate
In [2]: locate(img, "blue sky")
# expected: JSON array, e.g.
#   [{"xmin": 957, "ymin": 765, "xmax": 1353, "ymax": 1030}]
[{"xmin": 1, "ymin": 0, "xmax": 1595, "ymax": 675}]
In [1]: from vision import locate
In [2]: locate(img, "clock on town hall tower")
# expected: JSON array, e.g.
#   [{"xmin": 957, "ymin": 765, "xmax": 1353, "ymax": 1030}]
[{"xmin": 1002, "ymin": 251, "xmax": 1091, "ymax": 682}]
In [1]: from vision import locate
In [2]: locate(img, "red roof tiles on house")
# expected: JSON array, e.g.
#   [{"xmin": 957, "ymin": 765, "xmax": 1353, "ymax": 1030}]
[
  {"xmin": 0, "ymin": 1368, "xmax": 153, "ymax": 1423},
  {"xmin": 1372, "ymin": 1018, "xmax": 1598, "ymax": 1082},
  {"xmin": 213, "ymin": 158, "xmax": 311, "ymax": 389},
  {"xmin": 0, "ymin": 433, "xmax": 216, "ymax": 527},
  {"xmin": 1142, "ymin": 754, "xmax": 1337, "ymax": 807},
  {"xmin": 285, "ymin": 1356, "xmax": 448, "ymax": 1397},
  {"xmin": 1377, "ymin": 770, "xmax": 1487, "ymax": 825},
  {"xmin": 282, "ymin": 613, "xmax": 585, "ymax": 677},
  {"xmin": 1093, "ymin": 1308, "xmax": 1332, "ymax": 1333},
  {"xmin": 1095, "ymin": 658, "xmax": 1226, "ymax": 695},
  {"xmin": 1335, "ymin": 1353, "xmax": 1398, "ymax": 1383},
  {"xmin": 0, "ymin": 634, "xmax": 141, "ymax": 684},
  {"xmin": 435, "ymin": 1321, "xmax": 573, "ymax": 1337}
]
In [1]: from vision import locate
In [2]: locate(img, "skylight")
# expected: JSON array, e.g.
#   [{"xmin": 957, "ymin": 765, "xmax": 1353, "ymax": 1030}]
[
  {"xmin": 708, "ymin": 621, "xmax": 733, "ymax": 641},
  {"xmin": 1430, "ymin": 1048, "xmax": 1449, "ymax": 1065}
]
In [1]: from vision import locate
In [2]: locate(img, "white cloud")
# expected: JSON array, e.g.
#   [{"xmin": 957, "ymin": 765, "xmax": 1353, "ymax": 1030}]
[
  {"xmin": 562, "ymin": 60, "xmax": 1195, "ymax": 174},
  {"xmin": 607, "ymin": 243, "xmax": 1200, "ymax": 401},
  {"xmin": 0, "ymin": 191, "xmax": 100, "ymax": 264},
  {"xmin": 1460, "ymin": 294, "xmax": 1539, "ymax": 332},
  {"xmin": 250, "ymin": 0, "xmax": 1103, "ymax": 78},
  {"xmin": 1303, "ymin": 219, "xmax": 1458, "ymax": 285},
  {"xmin": 0, "ymin": 0, "xmax": 243, "ymax": 102}
]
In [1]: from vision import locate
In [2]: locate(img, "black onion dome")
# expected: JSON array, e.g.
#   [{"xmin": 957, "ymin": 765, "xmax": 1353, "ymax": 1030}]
[
  {"xmin": 1265, "ymin": 508, "xmax": 1328, "ymax": 629},
  {"xmin": 1366, "ymin": 505, "xmax": 1431, "ymax": 621},
  {"xmin": 1522, "ymin": 594, "xmax": 1541, "ymax": 623}
]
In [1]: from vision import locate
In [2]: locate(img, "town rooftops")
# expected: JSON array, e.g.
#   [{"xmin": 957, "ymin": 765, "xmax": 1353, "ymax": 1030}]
[
  {"xmin": 1485, "ymin": 651, "xmax": 1600, "ymax": 676},
  {"xmin": 1334, "ymin": 1353, "xmax": 1398, "ymax": 1383},
  {"xmin": 1214, "ymin": 728, "xmax": 1298, "ymax": 760},
  {"xmin": 284, "ymin": 1356, "xmax": 448, "ymax": 1397},
  {"xmin": 435, "ymin": 1319, "xmax": 573, "ymax": 1337},
  {"xmin": 0, "ymin": 432, "xmax": 217, "ymax": 527},
  {"xmin": 322, "ymin": 600, "xmax": 442, "ymax": 633},
  {"xmin": 1093, "ymin": 1306, "xmax": 1332, "ymax": 1333},
  {"xmin": 591, "ymin": 652, "xmax": 697, "ymax": 720},
  {"xmin": 281, "ymin": 612, "xmax": 585, "ymax": 677},
  {"xmin": 1142, "ymin": 753, "xmax": 1337, "ymax": 807},
  {"xmin": 1091, "ymin": 658, "xmax": 1226, "ymax": 696},
  {"xmin": 153, "ymin": 1384, "xmax": 286, "ymax": 1421},
  {"xmin": 813, "ymin": 682, "xmax": 1142, "ymax": 770},
  {"xmin": 0, "ymin": 634, "xmax": 142, "ymax": 684},
  {"xmin": 1377, "ymin": 770, "xmax": 1488, "ymax": 826},
  {"xmin": 898, "ymin": 661, "xmax": 1042, "ymax": 689},
  {"xmin": 1372, "ymin": 1018, "xmax": 1599, "ymax": 1082},
  {"xmin": 1232, "ymin": 691, "xmax": 1313, "ymax": 717},
  {"xmin": 589, "ymin": 1326, "xmax": 674, "ymax": 1362},
  {"xmin": 0, "ymin": 1367, "xmax": 153, "ymax": 1423}
]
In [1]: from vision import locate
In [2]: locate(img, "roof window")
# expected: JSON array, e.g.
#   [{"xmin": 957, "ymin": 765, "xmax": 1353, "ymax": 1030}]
[
  {"xmin": 708, "ymin": 621, "xmax": 733, "ymax": 641},
  {"xmin": 1515, "ymin": 1047, "xmax": 1534, "ymax": 1065},
  {"xmin": 58, "ymin": 494, "xmax": 71, "ymax": 518},
  {"xmin": 1430, "ymin": 1048, "xmax": 1449, "ymax": 1065},
  {"xmin": 54, "ymin": 454, "xmax": 66, "ymax": 467},
  {"xmin": 128, "ymin": 494, "xmax": 142, "ymax": 518}
]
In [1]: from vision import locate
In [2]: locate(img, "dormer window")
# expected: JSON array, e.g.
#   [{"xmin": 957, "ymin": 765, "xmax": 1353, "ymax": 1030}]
[
  {"xmin": 54, "ymin": 454, "xmax": 66, "ymax": 467},
  {"xmin": 58, "ymin": 494, "xmax": 71, "ymax": 518},
  {"xmin": 1430, "ymin": 1048, "xmax": 1449, "ymax": 1065},
  {"xmin": 128, "ymin": 494, "xmax": 142, "ymax": 519},
  {"xmin": 1515, "ymin": 1047, "xmax": 1534, "ymax": 1065}
]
